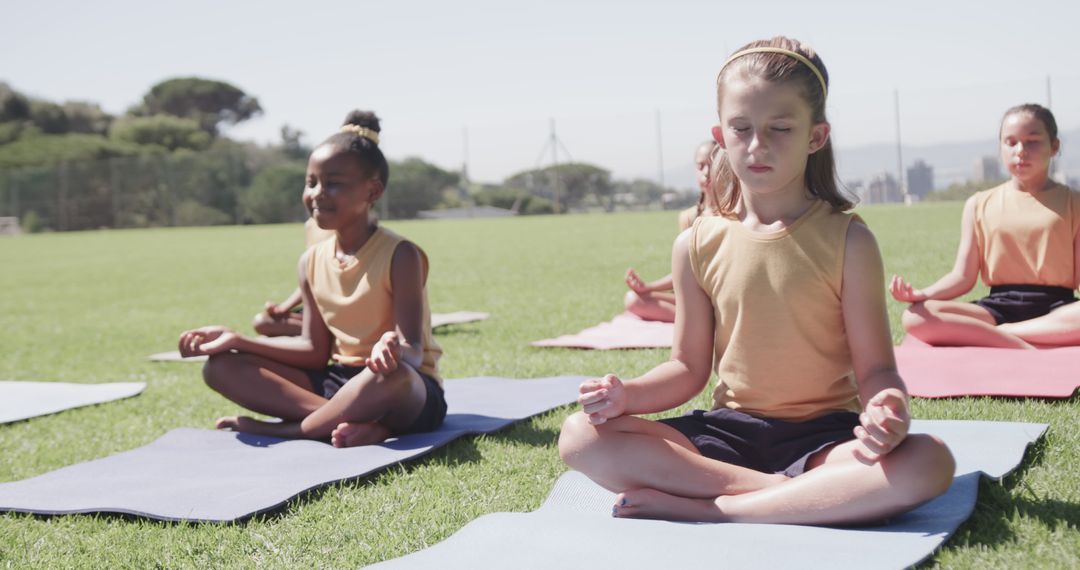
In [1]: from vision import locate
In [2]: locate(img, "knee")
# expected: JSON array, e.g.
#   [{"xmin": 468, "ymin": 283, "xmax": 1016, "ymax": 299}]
[
  {"xmin": 202, "ymin": 353, "xmax": 242, "ymax": 392},
  {"xmin": 558, "ymin": 411, "xmax": 601, "ymax": 467},
  {"xmin": 251, "ymin": 312, "xmax": 272, "ymax": 335},
  {"xmin": 890, "ymin": 434, "xmax": 955, "ymax": 504},
  {"xmin": 623, "ymin": 290, "xmax": 641, "ymax": 312},
  {"xmin": 901, "ymin": 302, "xmax": 931, "ymax": 333}
]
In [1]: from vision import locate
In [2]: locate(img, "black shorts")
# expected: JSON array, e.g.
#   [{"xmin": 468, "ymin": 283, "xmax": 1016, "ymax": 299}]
[
  {"xmin": 659, "ymin": 408, "xmax": 859, "ymax": 477},
  {"xmin": 972, "ymin": 285, "xmax": 1078, "ymax": 325},
  {"xmin": 304, "ymin": 363, "xmax": 447, "ymax": 435}
]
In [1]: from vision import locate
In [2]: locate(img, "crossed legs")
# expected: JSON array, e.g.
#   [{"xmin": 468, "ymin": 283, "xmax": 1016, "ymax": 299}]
[
  {"xmin": 203, "ymin": 353, "xmax": 428, "ymax": 447},
  {"xmin": 903, "ymin": 300, "xmax": 1080, "ymax": 348},
  {"xmin": 558, "ymin": 412, "xmax": 954, "ymax": 525}
]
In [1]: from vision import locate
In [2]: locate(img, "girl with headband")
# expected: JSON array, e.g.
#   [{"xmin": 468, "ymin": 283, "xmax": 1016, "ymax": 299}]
[
  {"xmin": 179, "ymin": 110, "xmax": 446, "ymax": 447},
  {"xmin": 559, "ymin": 37, "xmax": 954, "ymax": 524},
  {"xmin": 623, "ymin": 140, "xmax": 720, "ymax": 323},
  {"xmin": 893, "ymin": 104, "xmax": 1080, "ymax": 348}
]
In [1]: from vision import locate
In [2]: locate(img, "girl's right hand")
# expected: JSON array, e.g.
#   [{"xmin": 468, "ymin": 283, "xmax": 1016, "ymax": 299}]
[
  {"xmin": 889, "ymin": 275, "xmax": 927, "ymax": 303},
  {"xmin": 625, "ymin": 268, "xmax": 649, "ymax": 294},
  {"xmin": 578, "ymin": 374, "xmax": 627, "ymax": 425},
  {"xmin": 178, "ymin": 326, "xmax": 240, "ymax": 357},
  {"xmin": 263, "ymin": 301, "xmax": 290, "ymax": 320}
]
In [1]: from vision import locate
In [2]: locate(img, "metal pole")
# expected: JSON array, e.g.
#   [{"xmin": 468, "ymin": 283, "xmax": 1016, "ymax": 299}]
[
  {"xmin": 894, "ymin": 89, "xmax": 904, "ymax": 201},
  {"xmin": 550, "ymin": 118, "xmax": 560, "ymax": 214},
  {"xmin": 656, "ymin": 109, "xmax": 664, "ymax": 188}
]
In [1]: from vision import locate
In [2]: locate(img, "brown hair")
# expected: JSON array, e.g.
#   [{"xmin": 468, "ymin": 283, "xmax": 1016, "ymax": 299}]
[
  {"xmin": 711, "ymin": 37, "xmax": 854, "ymax": 216},
  {"xmin": 1001, "ymin": 103, "xmax": 1058, "ymax": 142}
]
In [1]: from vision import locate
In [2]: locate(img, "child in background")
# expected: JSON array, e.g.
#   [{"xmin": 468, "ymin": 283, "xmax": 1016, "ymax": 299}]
[
  {"xmin": 892, "ymin": 104, "xmax": 1080, "ymax": 348},
  {"xmin": 251, "ymin": 218, "xmax": 334, "ymax": 337},
  {"xmin": 559, "ymin": 37, "xmax": 954, "ymax": 524},
  {"xmin": 624, "ymin": 140, "xmax": 719, "ymax": 322},
  {"xmin": 179, "ymin": 111, "xmax": 445, "ymax": 447}
]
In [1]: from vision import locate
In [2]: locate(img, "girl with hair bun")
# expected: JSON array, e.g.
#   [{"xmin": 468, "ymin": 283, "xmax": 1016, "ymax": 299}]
[{"xmin": 179, "ymin": 110, "xmax": 446, "ymax": 447}]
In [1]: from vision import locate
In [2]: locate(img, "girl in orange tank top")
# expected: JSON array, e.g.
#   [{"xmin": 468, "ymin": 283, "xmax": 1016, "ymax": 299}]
[
  {"xmin": 892, "ymin": 104, "xmax": 1080, "ymax": 348},
  {"xmin": 623, "ymin": 140, "xmax": 719, "ymax": 323},
  {"xmin": 559, "ymin": 36, "xmax": 953, "ymax": 526},
  {"xmin": 178, "ymin": 110, "xmax": 446, "ymax": 448}
]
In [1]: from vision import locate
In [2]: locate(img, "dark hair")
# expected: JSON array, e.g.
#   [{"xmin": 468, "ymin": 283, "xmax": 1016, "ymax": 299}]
[
  {"xmin": 1001, "ymin": 103, "xmax": 1058, "ymax": 141},
  {"xmin": 321, "ymin": 110, "xmax": 389, "ymax": 188},
  {"xmin": 711, "ymin": 36, "xmax": 854, "ymax": 216}
]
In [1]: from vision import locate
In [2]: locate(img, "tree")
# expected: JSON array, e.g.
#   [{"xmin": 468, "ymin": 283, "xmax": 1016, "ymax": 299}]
[
  {"xmin": 28, "ymin": 100, "xmax": 69, "ymax": 134},
  {"xmin": 386, "ymin": 158, "xmax": 459, "ymax": 219},
  {"xmin": 0, "ymin": 82, "xmax": 30, "ymax": 123},
  {"xmin": 135, "ymin": 77, "xmax": 262, "ymax": 136},
  {"xmin": 62, "ymin": 101, "xmax": 112, "ymax": 135},
  {"xmin": 504, "ymin": 162, "xmax": 612, "ymax": 212},
  {"xmin": 240, "ymin": 162, "xmax": 307, "ymax": 224},
  {"xmin": 110, "ymin": 115, "xmax": 212, "ymax": 151}
]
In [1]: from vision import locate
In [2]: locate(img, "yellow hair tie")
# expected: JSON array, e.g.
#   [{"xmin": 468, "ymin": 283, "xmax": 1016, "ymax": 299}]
[
  {"xmin": 717, "ymin": 47, "xmax": 828, "ymax": 99},
  {"xmin": 340, "ymin": 125, "xmax": 380, "ymax": 145}
]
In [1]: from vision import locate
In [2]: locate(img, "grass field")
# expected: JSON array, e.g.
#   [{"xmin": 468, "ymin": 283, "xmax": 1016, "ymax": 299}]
[{"xmin": 0, "ymin": 203, "xmax": 1077, "ymax": 568}]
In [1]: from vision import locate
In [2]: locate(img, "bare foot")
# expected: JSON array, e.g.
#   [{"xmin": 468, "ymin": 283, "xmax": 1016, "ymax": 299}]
[
  {"xmin": 612, "ymin": 488, "xmax": 728, "ymax": 522},
  {"xmin": 215, "ymin": 415, "xmax": 300, "ymax": 438},
  {"xmin": 331, "ymin": 421, "xmax": 391, "ymax": 448}
]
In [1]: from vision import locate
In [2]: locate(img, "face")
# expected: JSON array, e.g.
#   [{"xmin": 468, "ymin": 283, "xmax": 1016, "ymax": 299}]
[
  {"xmin": 303, "ymin": 144, "xmax": 381, "ymax": 230},
  {"xmin": 710, "ymin": 76, "xmax": 828, "ymax": 197},
  {"xmin": 694, "ymin": 142, "xmax": 718, "ymax": 209},
  {"xmin": 999, "ymin": 112, "xmax": 1059, "ymax": 181}
]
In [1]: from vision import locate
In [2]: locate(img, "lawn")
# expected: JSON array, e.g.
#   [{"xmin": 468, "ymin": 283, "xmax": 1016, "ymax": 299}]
[{"xmin": 0, "ymin": 203, "xmax": 1076, "ymax": 568}]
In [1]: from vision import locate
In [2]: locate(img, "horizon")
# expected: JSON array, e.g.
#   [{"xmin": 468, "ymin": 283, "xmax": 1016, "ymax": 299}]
[{"xmin": 5, "ymin": 0, "xmax": 1079, "ymax": 188}]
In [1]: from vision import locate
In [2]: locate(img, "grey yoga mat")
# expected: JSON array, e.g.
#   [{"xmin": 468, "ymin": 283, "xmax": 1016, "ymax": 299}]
[
  {"xmin": 0, "ymin": 381, "xmax": 146, "ymax": 424},
  {"xmin": 0, "ymin": 375, "xmax": 583, "ymax": 522},
  {"xmin": 370, "ymin": 420, "xmax": 1047, "ymax": 570}
]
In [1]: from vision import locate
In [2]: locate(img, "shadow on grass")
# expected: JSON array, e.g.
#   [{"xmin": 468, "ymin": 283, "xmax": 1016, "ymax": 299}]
[{"xmin": 940, "ymin": 437, "xmax": 1079, "ymax": 550}]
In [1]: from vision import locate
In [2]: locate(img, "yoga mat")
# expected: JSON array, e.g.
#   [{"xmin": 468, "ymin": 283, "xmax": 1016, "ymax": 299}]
[
  {"xmin": 371, "ymin": 420, "xmax": 1046, "ymax": 570},
  {"xmin": 0, "ymin": 375, "xmax": 583, "ymax": 522},
  {"xmin": 896, "ymin": 336, "xmax": 1080, "ymax": 398},
  {"xmin": 531, "ymin": 312, "xmax": 674, "ymax": 350},
  {"xmin": 0, "ymin": 381, "xmax": 146, "ymax": 424},
  {"xmin": 431, "ymin": 311, "xmax": 489, "ymax": 329},
  {"xmin": 148, "ymin": 312, "xmax": 490, "ymax": 362}
]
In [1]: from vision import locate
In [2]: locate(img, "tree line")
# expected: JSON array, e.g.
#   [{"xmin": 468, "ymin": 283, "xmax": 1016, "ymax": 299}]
[{"xmin": 0, "ymin": 78, "xmax": 688, "ymax": 232}]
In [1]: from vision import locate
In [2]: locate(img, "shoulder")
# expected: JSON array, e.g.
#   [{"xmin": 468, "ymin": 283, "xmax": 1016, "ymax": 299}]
[
  {"xmin": 678, "ymin": 206, "xmax": 698, "ymax": 231},
  {"xmin": 843, "ymin": 218, "xmax": 882, "ymax": 268}
]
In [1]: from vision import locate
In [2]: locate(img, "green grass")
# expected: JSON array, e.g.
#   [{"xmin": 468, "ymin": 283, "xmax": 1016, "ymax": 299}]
[{"xmin": 0, "ymin": 204, "xmax": 1077, "ymax": 568}]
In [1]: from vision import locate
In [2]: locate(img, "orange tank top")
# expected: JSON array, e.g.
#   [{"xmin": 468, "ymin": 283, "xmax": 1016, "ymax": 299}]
[
  {"xmin": 689, "ymin": 200, "xmax": 861, "ymax": 421},
  {"xmin": 973, "ymin": 182, "xmax": 1080, "ymax": 289},
  {"xmin": 306, "ymin": 226, "xmax": 442, "ymax": 382}
]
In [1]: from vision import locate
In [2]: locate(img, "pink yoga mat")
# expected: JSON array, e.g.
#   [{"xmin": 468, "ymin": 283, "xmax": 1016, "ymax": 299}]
[
  {"xmin": 531, "ymin": 313, "xmax": 674, "ymax": 350},
  {"xmin": 896, "ymin": 336, "xmax": 1080, "ymax": 398}
]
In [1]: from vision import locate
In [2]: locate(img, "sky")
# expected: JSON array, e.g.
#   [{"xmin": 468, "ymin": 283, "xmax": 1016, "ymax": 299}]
[{"xmin": 4, "ymin": 0, "xmax": 1080, "ymax": 189}]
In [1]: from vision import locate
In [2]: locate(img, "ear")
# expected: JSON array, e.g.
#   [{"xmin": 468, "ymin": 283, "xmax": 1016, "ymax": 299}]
[
  {"xmin": 808, "ymin": 122, "xmax": 831, "ymax": 155},
  {"xmin": 711, "ymin": 125, "xmax": 726, "ymax": 149},
  {"xmin": 1051, "ymin": 138, "xmax": 1061, "ymax": 157},
  {"xmin": 367, "ymin": 178, "xmax": 385, "ymax": 203}
]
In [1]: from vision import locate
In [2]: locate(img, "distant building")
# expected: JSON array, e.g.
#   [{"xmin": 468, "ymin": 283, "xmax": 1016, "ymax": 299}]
[
  {"xmin": 973, "ymin": 156, "xmax": 1000, "ymax": 182},
  {"xmin": 906, "ymin": 160, "xmax": 934, "ymax": 201},
  {"xmin": 863, "ymin": 172, "xmax": 903, "ymax": 204}
]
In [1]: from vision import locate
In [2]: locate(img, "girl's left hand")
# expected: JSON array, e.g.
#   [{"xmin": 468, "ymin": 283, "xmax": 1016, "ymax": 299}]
[
  {"xmin": 368, "ymin": 331, "xmax": 402, "ymax": 374},
  {"xmin": 853, "ymin": 388, "xmax": 909, "ymax": 463}
]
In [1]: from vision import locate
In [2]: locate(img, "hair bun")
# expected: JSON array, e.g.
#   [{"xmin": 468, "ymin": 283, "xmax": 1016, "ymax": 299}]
[{"xmin": 342, "ymin": 110, "xmax": 381, "ymax": 134}]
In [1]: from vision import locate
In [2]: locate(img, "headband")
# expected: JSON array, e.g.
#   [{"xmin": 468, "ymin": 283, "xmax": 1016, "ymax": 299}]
[
  {"xmin": 717, "ymin": 47, "xmax": 828, "ymax": 99},
  {"xmin": 339, "ymin": 125, "xmax": 380, "ymax": 145}
]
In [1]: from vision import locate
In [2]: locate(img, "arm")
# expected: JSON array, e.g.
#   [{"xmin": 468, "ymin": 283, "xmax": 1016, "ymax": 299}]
[
  {"xmin": 890, "ymin": 196, "xmax": 981, "ymax": 302},
  {"xmin": 265, "ymin": 287, "xmax": 304, "ymax": 318},
  {"xmin": 366, "ymin": 241, "xmax": 427, "ymax": 374},
  {"xmin": 843, "ymin": 222, "xmax": 911, "ymax": 463},
  {"xmin": 581, "ymin": 230, "xmax": 715, "ymax": 423},
  {"xmin": 625, "ymin": 268, "xmax": 675, "ymax": 294},
  {"xmin": 178, "ymin": 251, "xmax": 333, "ymax": 369}
]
